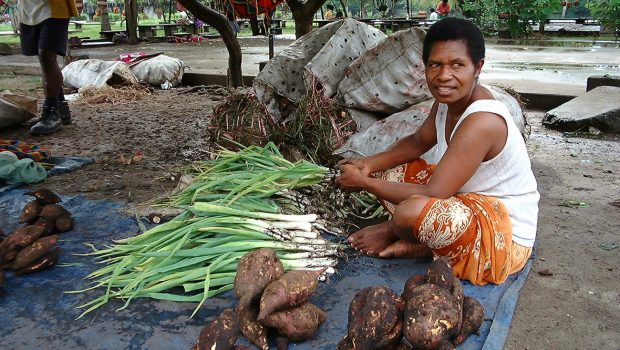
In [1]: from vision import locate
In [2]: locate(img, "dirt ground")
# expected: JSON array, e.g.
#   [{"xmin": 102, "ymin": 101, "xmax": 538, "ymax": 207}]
[{"xmin": 1, "ymin": 74, "xmax": 619, "ymax": 349}]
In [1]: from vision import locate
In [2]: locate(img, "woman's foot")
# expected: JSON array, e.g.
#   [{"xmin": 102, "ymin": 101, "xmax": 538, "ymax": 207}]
[
  {"xmin": 378, "ymin": 240, "xmax": 433, "ymax": 259},
  {"xmin": 348, "ymin": 221, "xmax": 398, "ymax": 256}
]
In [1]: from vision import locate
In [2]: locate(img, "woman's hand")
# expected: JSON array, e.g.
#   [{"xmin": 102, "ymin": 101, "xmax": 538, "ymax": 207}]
[
  {"xmin": 335, "ymin": 163, "xmax": 370, "ymax": 192},
  {"xmin": 336, "ymin": 157, "xmax": 373, "ymax": 177}
]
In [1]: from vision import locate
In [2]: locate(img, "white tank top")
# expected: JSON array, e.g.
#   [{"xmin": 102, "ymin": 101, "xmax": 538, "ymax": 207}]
[{"xmin": 434, "ymin": 99, "xmax": 540, "ymax": 247}]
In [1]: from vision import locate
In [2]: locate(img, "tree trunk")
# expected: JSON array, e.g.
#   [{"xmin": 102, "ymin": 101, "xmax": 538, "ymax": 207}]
[
  {"xmin": 101, "ymin": 6, "xmax": 111, "ymax": 32},
  {"xmin": 178, "ymin": 0, "xmax": 243, "ymax": 87},
  {"xmin": 287, "ymin": 0, "xmax": 327, "ymax": 38},
  {"xmin": 125, "ymin": 0, "xmax": 139, "ymax": 44}
]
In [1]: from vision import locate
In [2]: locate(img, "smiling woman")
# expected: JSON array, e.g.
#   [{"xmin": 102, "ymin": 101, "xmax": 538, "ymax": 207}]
[{"xmin": 335, "ymin": 18, "xmax": 540, "ymax": 286}]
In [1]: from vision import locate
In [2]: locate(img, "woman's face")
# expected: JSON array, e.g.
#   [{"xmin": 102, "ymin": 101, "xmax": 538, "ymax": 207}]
[{"xmin": 425, "ymin": 40, "xmax": 484, "ymax": 105}]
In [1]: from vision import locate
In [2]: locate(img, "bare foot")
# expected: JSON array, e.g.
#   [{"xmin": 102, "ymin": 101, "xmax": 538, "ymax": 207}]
[
  {"xmin": 378, "ymin": 240, "xmax": 433, "ymax": 259},
  {"xmin": 348, "ymin": 221, "xmax": 398, "ymax": 256}
]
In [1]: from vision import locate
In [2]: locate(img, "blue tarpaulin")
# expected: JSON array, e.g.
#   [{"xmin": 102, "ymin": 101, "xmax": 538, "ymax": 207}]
[{"xmin": 0, "ymin": 189, "xmax": 533, "ymax": 349}]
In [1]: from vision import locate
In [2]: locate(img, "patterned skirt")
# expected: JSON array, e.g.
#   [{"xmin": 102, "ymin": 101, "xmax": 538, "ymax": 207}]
[{"xmin": 378, "ymin": 159, "xmax": 531, "ymax": 285}]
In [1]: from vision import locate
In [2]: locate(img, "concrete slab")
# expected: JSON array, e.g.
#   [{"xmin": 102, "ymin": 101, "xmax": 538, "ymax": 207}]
[{"xmin": 542, "ymin": 86, "xmax": 620, "ymax": 132}]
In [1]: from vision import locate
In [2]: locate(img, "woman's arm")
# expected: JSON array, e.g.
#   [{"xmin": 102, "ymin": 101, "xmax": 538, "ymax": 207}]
[{"xmin": 340, "ymin": 111, "xmax": 507, "ymax": 203}]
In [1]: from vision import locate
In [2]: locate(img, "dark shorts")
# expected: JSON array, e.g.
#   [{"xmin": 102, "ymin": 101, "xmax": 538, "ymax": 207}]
[{"xmin": 20, "ymin": 18, "xmax": 70, "ymax": 56}]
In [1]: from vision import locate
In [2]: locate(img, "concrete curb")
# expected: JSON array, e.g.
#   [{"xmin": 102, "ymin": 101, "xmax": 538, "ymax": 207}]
[{"xmin": 2, "ymin": 64, "xmax": 577, "ymax": 111}]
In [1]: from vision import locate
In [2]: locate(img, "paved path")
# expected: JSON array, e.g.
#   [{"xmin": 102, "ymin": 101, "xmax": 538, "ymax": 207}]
[{"xmin": 1, "ymin": 36, "xmax": 619, "ymax": 96}]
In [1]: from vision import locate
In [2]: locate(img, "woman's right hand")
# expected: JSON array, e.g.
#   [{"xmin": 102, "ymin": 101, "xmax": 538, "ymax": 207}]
[{"xmin": 336, "ymin": 157, "xmax": 373, "ymax": 177}]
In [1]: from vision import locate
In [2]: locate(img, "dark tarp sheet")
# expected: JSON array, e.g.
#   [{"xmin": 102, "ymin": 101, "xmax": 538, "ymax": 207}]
[{"xmin": 0, "ymin": 189, "xmax": 533, "ymax": 349}]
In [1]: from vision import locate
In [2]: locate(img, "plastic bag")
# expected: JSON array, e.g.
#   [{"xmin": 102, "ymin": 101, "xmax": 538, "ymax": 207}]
[
  {"xmin": 130, "ymin": 55, "xmax": 185, "ymax": 87},
  {"xmin": 62, "ymin": 59, "xmax": 138, "ymax": 89}
]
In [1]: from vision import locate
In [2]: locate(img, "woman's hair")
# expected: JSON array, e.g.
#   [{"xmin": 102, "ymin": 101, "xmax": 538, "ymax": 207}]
[{"xmin": 422, "ymin": 17, "xmax": 485, "ymax": 65}]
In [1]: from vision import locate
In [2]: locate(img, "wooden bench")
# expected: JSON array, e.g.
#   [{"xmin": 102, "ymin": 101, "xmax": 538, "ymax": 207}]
[
  {"xmin": 70, "ymin": 20, "xmax": 87, "ymax": 31},
  {"xmin": 100, "ymin": 30, "xmax": 127, "ymax": 41}
]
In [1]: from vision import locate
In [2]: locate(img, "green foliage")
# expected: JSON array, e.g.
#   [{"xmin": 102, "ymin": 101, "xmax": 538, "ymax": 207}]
[
  {"xmin": 588, "ymin": 0, "xmax": 620, "ymax": 39},
  {"xmin": 462, "ymin": 0, "xmax": 561, "ymax": 37}
]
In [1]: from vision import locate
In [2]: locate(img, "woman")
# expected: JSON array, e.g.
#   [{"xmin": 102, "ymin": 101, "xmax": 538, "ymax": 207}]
[
  {"xmin": 435, "ymin": 0, "xmax": 451, "ymax": 17},
  {"xmin": 335, "ymin": 18, "xmax": 539, "ymax": 285}
]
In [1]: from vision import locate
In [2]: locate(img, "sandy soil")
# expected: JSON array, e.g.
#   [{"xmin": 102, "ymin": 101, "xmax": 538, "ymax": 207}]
[{"xmin": 1, "ymin": 77, "xmax": 619, "ymax": 349}]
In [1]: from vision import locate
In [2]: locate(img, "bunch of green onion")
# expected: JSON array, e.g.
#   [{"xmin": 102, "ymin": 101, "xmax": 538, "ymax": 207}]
[{"xmin": 71, "ymin": 143, "xmax": 343, "ymax": 318}]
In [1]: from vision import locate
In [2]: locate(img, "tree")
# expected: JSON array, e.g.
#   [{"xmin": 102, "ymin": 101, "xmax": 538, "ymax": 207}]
[
  {"xmin": 178, "ymin": 0, "xmax": 243, "ymax": 87},
  {"xmin": 287, "ymin": 0, "xmax": 329, "ymax": 38},
  {"xmin": 462, "ymin": 0, "xmax": 561, "ymax": 37},
  {"xmin": 125, "ymin": 0, "xmax": 139, "ymax": 44},
  {"xmin": 588, "ymin": 0, "xmax": 620, "ymax": 40}
]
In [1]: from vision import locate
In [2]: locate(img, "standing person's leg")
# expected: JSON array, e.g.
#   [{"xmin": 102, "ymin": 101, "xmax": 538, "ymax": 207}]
[{"xmin": 28, "ymin": 18, "xmax": 72, "ymax": 135}]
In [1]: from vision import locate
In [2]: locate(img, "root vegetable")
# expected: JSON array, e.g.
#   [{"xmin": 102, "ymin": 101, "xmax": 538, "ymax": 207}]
[
  {"xmin": 195, "ymin": 308, "xmax": 238, "ymax": 350},
  {"xmin": 0, "ymin": 226, "xmax": 45, "ymax": 262},
  {"xmin": 433, "ymin": 339, "xmax": 456, "ymax": 350},
  {"xmin": 234, "ymin": 248, "xmax": 285, "ymax": 308},
  {"xmin": 15, "ymin": 247, "xmax": 60, "ymax": 275},
  {"xmin": 19, "ymin": 200, "xmax": 42, "ymax": 224},
  {"xmin": 336, "ymin": 334, "xmax": 354, "ymax": 350},
  {"xmin": 39, "ymin": 204, "xmax": 71, "ymax": 221},
  {"xmin": 401, "ymin": 274, "xmax": 426, "ymax": 302},
  {"xmin": 275, "ymin": 335, "xmax": 289, "ymax": 350},
  {"xmin": 0, "ymin": 270, "xmax": 4, "ymax": 285},
  {"xmin": 24, "ymin": 189, "xmax": 61, "ymax": 204},
  {"xmin": 11, "ymin": 235, "xmax": 58, "ymax": 271},
  {"xmin": 453, "ymin": 296, "xmax": 484, "ymax": 345},
  {"xmin": 348, "ymin": 286, "xmax": 404, "ymax": 350},
  {"xmin": 403, "ymin": 284, "xmax": 460, "ymax": 350},
  {"xmin": 425, "ymin": 257, "xmax": 454, "ymax": 291},
  {"xmin": 426, "ymin": 257, "xmax": 464, "ymax": 336},
  {"xmin": 54, "ymin": 215, "xmax": 74, "ymax": 233},
  {"xmin": 261, "ymin": 302, "xmax": 327, "ymax": 342},
  {"xmin": 237, "ymin": 303, "xmax": 269, "ymax": 350},
  {"xmin": 258, "ymin": 269, "xmax": 322, "ymax": 320},
  {"xmin": 33, "ymin": 217, "xmax": 55, "ymax": 237}
]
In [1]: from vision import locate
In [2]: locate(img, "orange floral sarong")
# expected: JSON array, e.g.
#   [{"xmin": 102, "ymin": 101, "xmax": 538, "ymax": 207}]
[{"xmin": 377, "ymin": 159, "xmax": 531, "ymax": 285}]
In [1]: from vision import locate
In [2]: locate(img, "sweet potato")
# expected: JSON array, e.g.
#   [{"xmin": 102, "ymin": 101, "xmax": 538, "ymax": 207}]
[
  {"xmin": 54, "ymin": 215, "xmax": 74, "ymax": 233},
  {"xmin": 336, "ymin": 334, "xmax": 354, "ymax": 350},
  {"xmin": 15, "ymin": 247, "xmax": 60, "ymax": 275},
  {"xmin": 234, "ymin": 346, "xmax": 252, "ymax": 350},
  {"xmin": 348, "ymin": 286, "xmax": 404, "ymax": 350},
  {"xmin": 275, "ymin": 335, "xmax": 289, "ymax": 350},
  {"xmin": 258, "ymin": 269, "xmax": 322, "ymax": 320},
  {"xmin": 401, "ymin": 274, "xmax": 426, "ymax": 302},
  {"xmin": 234, "ymin": 248, "xmax": 285, "ymax": 308},
  {"xmin": 433, "ymin": 339, "xmax": 456, "ymax": 350},
  {"xmin": 24, "ymin": 188, "xmax": 61, "ymax": 204},
  {"xmin": 453, "ymin": 296, "xmax": 484, "ymax": 345},
  {"xmin": 19, "ymin": 200, "xmax": 42, "ymax": 224},
  {"xmin": 425, "ymin": 257, "xmax": 454, "ymax": 291},
  {"xmin": 0, "ymin": 226, "xmax": 45, "ymax": 259},
  {"xmin": 33, "ymin": 217, "xmax": 55, "ymax": 237},
  {"xmin": 39, "ymin": 204, "xmax": 71, "ymax": 221},
  {"xmin": 403, "ymin": 284, "xmax": 460, "ymax": 350},
  {"xmin": 426, "ymin": 257, "xmax": 464, "ymax": 336},
  {"xmin": 236, "ymin": 303, "xmax": 269, "ymax": 350},
  {"xmin": 0, "ymin": 270, "xmax": 4, "ymax": 286},
  {"xmin": 195, "ymin": 308, "xmax": 238, "ymax": 350},
  {"xmin": 11, "ymin": 235, "xmax": 57, "ymax": 271},
  {"xmin": 261, "ymin": 302, "xmax": 327, "ymax": 342}
]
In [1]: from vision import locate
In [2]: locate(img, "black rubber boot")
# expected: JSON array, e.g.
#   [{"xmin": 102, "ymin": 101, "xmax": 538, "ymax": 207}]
[
  {"xmin": 58, "ymin": 101, "xmax": 72, "ymax": 125},
  {"xmin": 29, "ymin": 106, "xmax": 63, "ymax": 135},
  {"xmin": 29, "ymin": 102, "xmax": 72, "ymax": 126}
]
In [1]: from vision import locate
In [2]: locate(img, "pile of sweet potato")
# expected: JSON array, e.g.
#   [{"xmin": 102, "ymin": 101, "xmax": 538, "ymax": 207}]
[
  {"xmin": 337, "ymin": 257, "xmax": 484, "ymax": 350},
  {"xmin": 0, "ymin": 189, "xmax": 73, "ymax": 286},
  {"xmin": 193, "ymin": 248, "xmax": 327, "ymax": 350}
]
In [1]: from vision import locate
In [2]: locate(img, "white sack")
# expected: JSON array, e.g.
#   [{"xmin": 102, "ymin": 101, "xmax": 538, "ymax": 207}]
[
  {"xmin": 335, "ymin": 85, "xmax": 526, "ymax": 160},
  {"xmin": 253, "ymin": 19, "xmax": 386, "ymax": 122},
  {"xmin": 336, "ymin": 27, "xmax": 432, "ymax": 114},
  {"xmin": 130, "ymin": 55, "xmax": 185, "ymax": 87},
  {"xmin": 0, "ymin": 93, "xmax": 37, "ymax": 129},
  {"xmin": 62, "ymin": 59, "xmax": 138, "ymax": 89}
]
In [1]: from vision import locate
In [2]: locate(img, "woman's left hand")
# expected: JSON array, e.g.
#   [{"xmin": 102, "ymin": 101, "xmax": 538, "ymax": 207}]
[{"xmin": 335, "ymin": 164, "xmax": 370, "ymax": 192}]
